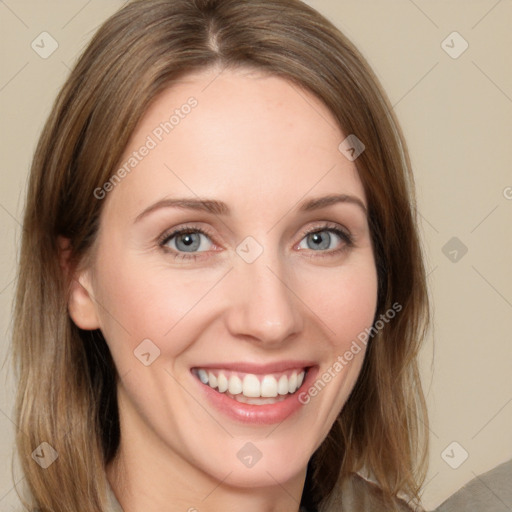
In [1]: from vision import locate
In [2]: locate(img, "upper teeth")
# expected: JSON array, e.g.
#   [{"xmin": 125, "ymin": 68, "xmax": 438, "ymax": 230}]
[{"xmin": 196, "ymin": 369, "xmax": 306, "ymax": 398}]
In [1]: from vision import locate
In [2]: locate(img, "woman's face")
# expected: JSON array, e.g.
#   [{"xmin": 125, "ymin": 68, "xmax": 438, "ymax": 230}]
[{"xmin": 72, "ymin": 68, "xmax": 377, "ymax": 493}]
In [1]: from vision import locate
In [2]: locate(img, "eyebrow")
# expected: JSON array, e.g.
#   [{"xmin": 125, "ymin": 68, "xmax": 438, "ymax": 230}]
[
  {"xmin": 299, "ymin": 194, "xmax": 367, "ymax": 215},
  {"xmin": 134, "ymin": 193, "xmax": 367, "ymax": 223}
]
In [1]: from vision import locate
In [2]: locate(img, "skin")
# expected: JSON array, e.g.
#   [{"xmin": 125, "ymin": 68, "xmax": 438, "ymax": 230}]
[{"xmin": 69, "ymin": 67, "xmax": 378, "ymax": 512}]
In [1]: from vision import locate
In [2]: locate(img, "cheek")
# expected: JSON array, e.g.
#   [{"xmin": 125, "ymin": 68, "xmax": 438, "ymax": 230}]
[
  {"xmin": 293, "ymin": 256, "xmax": 377, "ymax": 439},
  {"xmin": 300, "ymin": 256, "xmax": 378, "ymax": 348},
  {"xmin": 91, "ymin": 250, "xmax": 224, "ymax": 363}
]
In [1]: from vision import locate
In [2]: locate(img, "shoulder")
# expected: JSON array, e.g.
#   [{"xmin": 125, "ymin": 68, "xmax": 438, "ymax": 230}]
[
  {"xmin": 320, "ymin": 472, "xmax": 421, "ymax": 512},
  {"xmin": 433, "ymin": 459, "xmax": 512, "ymax": 512}
]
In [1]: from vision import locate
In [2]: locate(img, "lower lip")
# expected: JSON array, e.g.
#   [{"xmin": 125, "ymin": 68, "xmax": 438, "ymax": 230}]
[{"xmin": 193, "ymin": 367, "xmax": 319, "ymax": 425}]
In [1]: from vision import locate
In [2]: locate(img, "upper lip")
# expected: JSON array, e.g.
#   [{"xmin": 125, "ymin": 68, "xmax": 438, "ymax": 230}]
[{"xmin": 191, "ymin": 360, "xmax": 316, "ymax": 374}]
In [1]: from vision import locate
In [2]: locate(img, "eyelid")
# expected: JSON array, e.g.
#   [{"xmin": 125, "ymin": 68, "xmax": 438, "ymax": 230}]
[
  {"xmin": 297, "ymin": 221, "xmax": 352, "ymax": 242},
  {"xmin": 157, "ymin": 224, "xmax": 218, "ymax": 247}
]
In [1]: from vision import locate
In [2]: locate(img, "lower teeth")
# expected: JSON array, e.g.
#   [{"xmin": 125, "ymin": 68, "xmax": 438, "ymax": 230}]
[{"xmin": 224, "ymin": 390, "xmax": 288, "ymax": 405}]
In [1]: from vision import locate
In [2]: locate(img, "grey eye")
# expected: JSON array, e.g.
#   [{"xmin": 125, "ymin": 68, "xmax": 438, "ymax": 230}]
[
  {"xmin": 298, "ymin": 230, "xmax": 342, "ymax": 251},
  {"xmin": 165, "ymin": 232, "xmax": 212, "ymax": 253}
]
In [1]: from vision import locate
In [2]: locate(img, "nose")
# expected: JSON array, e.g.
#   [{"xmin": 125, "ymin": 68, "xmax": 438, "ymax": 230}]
[{"xmin": 225, "ymin": 252, "xmax": 304, "ymax": 347}]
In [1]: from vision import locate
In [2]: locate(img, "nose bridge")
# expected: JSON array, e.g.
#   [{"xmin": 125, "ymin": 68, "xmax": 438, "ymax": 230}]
[{"xmin": 226, "ymin": 243, "xmax": 303, "ymax": 345}]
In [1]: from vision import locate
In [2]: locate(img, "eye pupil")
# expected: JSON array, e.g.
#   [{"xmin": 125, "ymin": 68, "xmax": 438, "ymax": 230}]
[
  {"xmin": 308, "ymin": 231, "xmax": 330, "ymax": 250},
  {"xmin": 176, "ymin": 232, "xmax": 201, "ymax": 252}
]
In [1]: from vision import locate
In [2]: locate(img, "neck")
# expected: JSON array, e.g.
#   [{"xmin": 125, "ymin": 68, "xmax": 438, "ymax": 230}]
[
  {"xmin": 107, "ymin": 446, "xmax": 306, "ymax": 512},
  {"xmin": 106, "ymin": 394, "xmax": 308, "ymax": 512}
]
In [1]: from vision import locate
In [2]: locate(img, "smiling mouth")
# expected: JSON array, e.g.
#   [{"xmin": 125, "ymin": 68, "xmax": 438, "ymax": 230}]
[{"xmin": 191, "ymin": 367, "xmax": 309, "ymax": 405}]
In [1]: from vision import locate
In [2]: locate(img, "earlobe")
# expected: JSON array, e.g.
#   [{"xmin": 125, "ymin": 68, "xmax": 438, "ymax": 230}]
[
  {"xmin": 68, "ymin": 273, "xmax": 101, "ymax": 330},
  {"xmin": 58, "ymin": 236, "xmax": 101, "ymax": 330}
]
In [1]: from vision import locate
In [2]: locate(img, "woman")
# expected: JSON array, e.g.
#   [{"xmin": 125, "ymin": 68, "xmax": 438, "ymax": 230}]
[{"xmin": 12, "ymin": 0, "xmax": 430, "ymax": 511}]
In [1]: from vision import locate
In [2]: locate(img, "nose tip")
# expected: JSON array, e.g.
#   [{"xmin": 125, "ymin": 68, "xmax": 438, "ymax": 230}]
[{"xmin": 225, "ymin": 261, "xmax": 303, "ymax": 346}]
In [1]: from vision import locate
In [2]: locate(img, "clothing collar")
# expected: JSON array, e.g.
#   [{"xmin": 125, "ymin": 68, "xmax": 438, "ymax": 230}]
[
  {"xmin": 107, "ymin": 484, "xmax": 315, "ymax": 512},
  {"xmin": 107, "ymin": 484, "xmax": 123, "ymax": 512}
]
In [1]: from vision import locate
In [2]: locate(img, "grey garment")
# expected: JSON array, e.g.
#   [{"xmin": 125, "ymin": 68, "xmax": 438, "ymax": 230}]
[
  {"xmin": 433, "ymin": 459, "xmax": 512, "ymax": 512},
  {"xmin": 328, "ymin": 472, "xmax": 418, "ymax": 512},
  {"xmin": 107, "ymin": 485, "xmax": 123, "ymax": 512}
]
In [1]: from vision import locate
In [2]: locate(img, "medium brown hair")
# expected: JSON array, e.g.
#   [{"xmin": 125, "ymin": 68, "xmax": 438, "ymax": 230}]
[{"xmin": 13, "ymin": 0, "xmax": 429, "ymax": 510}]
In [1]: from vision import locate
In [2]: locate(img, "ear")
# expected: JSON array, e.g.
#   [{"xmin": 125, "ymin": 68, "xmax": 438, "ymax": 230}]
[{"xmin": 58, "ymin": 236, "xmax": 101, "ymax": 330}]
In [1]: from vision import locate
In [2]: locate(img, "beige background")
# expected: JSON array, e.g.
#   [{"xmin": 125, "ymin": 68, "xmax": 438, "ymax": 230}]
[{"xmin": 1, "ymin": 0, "xmax": 511, "ymax": 510}]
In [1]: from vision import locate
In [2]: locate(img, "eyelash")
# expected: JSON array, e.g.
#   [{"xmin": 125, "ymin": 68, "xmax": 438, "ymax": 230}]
[{"xmin": 157, "ymin": 223, "xmax": 354, "ymax": 261}]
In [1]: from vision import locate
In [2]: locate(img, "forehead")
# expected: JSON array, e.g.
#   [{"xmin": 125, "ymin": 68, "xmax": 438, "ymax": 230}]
[{"xmin": 103, "ymin": 67, "xmax": 366, "ymax": 222}]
